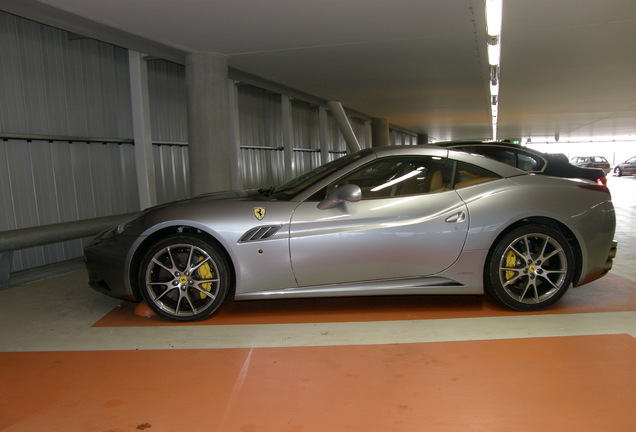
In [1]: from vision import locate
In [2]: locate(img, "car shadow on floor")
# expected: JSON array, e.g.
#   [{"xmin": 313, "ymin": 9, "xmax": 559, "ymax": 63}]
[{"xmin": 92, "ymin": 273, "xmax": 636, "ymax": 327}]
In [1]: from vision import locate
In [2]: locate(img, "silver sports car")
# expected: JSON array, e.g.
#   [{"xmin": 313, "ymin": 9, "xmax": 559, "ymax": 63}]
[{"xmin": 84, "ymin": 145, "xmax": 617, "ymax": 321}]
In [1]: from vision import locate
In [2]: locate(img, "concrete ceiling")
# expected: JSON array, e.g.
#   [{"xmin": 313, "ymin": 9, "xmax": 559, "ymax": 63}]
[{"xmin": 2, "ymin": 0, "xmax": 636, "ymax": 142}]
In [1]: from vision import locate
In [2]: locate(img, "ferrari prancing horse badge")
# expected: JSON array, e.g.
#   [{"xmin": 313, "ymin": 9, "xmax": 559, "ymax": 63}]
[{"xmin": 253, "ymin": 207, "xmax": 266, "ymax": 220}]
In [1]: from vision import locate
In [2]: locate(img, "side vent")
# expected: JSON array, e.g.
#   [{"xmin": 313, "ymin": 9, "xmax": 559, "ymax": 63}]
[{"xmin": 239, "ymin": 225, "xmax": 283, "ymax": 243}]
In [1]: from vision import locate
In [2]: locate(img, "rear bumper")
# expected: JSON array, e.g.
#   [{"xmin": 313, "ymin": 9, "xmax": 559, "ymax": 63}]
[
  {"xmin": 572, "ymin": 200, "xmax": 616, "ymax": 287},
  {"xmin": 602, "ymin": 240, "xmax": 618, "ymax": 275}
]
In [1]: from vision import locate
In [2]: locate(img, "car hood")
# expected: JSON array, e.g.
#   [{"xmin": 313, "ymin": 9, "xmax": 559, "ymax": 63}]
[
  {"xmin": 144, "ymin": 189, "xmax": 266, "ymax": 211},
  {"xmin": 115, "ymin": 188, "xmax": 277, "ymax": 237}
]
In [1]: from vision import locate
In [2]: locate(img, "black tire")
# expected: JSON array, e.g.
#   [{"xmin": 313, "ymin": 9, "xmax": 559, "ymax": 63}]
[
  {"xmin": 615, "ymin": 167, "xmax": 623, "ymax": 177},
  {"xmin": 138, "ymin": 234, "xmax": 230, "ymax": 321},
  {"xmin": 486, "ymin": 224, "xmax": 574, "ymax": 311}
]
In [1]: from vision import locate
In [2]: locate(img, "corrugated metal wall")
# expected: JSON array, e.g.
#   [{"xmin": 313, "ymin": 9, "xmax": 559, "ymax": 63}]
[
  {"xmin": 153, "ymin": 144, "xmax": 189, "ymax": 204},
  {"xmin": 147, "ymin": 58, "xmax": 190, "ymax": 204},
  {"xmin": 0, "ymin": 14, "xmax": 133, "ymax": 138},
  {"xmin": 291, "ymin": 99, "xmax": 322, "ymax": 178},
  {"xmin": 147, "ymin": 59, "xmax": 188, "ymax": 143},
  {"xmin": 236, "ymin": 85, "xmax": 372, "ymax": 189},
  {"xmin": 0, "ymin": 12, "xmax": 190, "ymax": 271},
  {"xmin": 392, "ymin": 129, "xmax": 419, "ymax": 146},
  {"xmin": 237, "ymin": 85, "xmax": 285, "ymax": 189},
  {"xmin": 0, "ymin": 139, "xmax": 139, "ymax": 270},
  {"xmin": 0, "ymin": 11, "xmax": 415, "ymax": 273},
  {"xmin": 1, "ymin": 12, "xmax": 135, "ymax": 271}
]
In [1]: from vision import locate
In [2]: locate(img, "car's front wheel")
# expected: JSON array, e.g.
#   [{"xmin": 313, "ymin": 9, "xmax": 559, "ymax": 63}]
[
  {"xmin": 486, "ymin": 224, "xmax": 574, "ymax": 311},
  {"xmin": 138, "ymin": 234, "xmax": 230, "ymax": 321},
  {"xmin": 615, "ymin": 167, "xmax": 623, "ymax": 177}
]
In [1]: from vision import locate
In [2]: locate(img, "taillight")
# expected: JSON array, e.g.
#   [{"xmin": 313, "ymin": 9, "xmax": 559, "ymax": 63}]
[
  {"xmin": 579, "ymin": 183, "xmax": 611, "ymax": 198},
  {"xmin": 596, "ymin": 176, "xmax": 607, "ymax": 186}
]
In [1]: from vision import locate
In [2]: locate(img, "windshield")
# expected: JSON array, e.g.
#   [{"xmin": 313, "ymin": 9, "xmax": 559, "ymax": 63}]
[{"xmin": 267, "ymin": 149, "xmax": 372, "ymax": 200}]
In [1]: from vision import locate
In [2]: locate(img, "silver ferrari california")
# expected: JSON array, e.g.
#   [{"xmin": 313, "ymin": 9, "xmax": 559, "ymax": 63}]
[{"xmin": 84, "ymin": 145, "xmax": 617, "ymax": 321}]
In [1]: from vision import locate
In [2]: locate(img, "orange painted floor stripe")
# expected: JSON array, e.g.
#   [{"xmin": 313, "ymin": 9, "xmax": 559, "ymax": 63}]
[
  {"xmin": 1, "ymin": 334, "xmax": 635, "ymax": 432},
  {"xmin": 93, "ymin": 273, "xmax": 636, "ymax": 327}
]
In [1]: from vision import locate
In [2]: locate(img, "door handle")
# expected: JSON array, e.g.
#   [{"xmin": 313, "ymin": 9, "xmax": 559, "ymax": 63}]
[{"xmin": 445, "ymin": 211, "xmax": 466, "ymax": 223}]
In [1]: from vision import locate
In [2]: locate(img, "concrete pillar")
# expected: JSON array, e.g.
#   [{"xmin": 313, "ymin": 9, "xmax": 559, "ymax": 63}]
[
  {"xmin": 327, "ymin": 101, "xmax": 361, "ymax": 153},
  {"xmin": 281, "ymin": 95, "xmax": 295, "ymax": 181},
  {"xmin": 319, "ymin": 106, "xmax": 329, "ymax": 163},
  {"xmin": 185, "ymin": 53, "xmax": 231, "ymax": 196},
  {"xmin": 129, "ymin": 51, "xmax": 157, "ymax": 209},
  {"xmin": 228, "ymin": 80, "xmax": 242, "ymax": 190},
  {"xmin": 417, "ymin": 133, "xmax": 429, "ymax": 145},
  {"xmin": 363, "ymin": 119, "xmax": 372, "ymax": 149},
  {"xmin": 372, "ymin": 118, "xmax": 390, "ymax": 147}
]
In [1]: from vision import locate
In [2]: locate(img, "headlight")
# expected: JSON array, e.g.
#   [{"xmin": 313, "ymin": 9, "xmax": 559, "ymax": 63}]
[
  {"xmin": 94, "ymin": 214, "xmax": 143, "ymax": 242},
  {"xmin": 115, "ymin": 219, "xmax": 133, "ymax": 235}
]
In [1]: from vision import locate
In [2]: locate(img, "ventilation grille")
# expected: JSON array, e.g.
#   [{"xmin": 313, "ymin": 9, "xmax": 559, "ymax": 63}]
[{"xmin": 239, "ymin": 225, "xmax": 283, "ymax": 243}]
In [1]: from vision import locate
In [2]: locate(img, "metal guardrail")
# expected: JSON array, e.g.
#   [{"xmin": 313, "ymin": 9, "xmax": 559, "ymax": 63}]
[
  {"xmin": 1, "ymin": 132, "xmax": 188, "ymax": 147},
  {"xmin": 0, "ymin": 212, "xmax": 138, "ymax": 290}
]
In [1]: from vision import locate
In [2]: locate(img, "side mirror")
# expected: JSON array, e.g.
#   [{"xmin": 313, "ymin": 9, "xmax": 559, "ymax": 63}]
[{"xmin": 317, "ymin": 184, "xmax": 362, "ymax": 209}]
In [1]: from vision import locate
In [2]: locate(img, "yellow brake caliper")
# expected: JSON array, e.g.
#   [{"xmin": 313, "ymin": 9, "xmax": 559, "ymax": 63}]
[
  {"xmin": 197, "ymin": 256, "xmax": 214, "ymax": 299},
  {"xmin": 504, "ymin": 250, "xmax": 517, "ymax": 281}
]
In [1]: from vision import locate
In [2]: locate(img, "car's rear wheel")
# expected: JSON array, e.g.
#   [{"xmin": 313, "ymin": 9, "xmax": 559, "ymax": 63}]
[
  {"xmin": 486, "ymin": 224, "xmax": 574, "ymax": 311},
  {"xmin": 615, "ymin": 167, "xmax": 623, "ymax": 177},
  {"xmin": 138, "ymin": 234, "xmax": 230, "ymax": 321}
]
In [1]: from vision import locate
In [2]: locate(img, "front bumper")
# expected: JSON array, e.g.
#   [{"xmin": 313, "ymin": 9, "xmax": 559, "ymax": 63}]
[{"xmin": 84, "ymin": 233, "xmax": 140, "ymax": 301}]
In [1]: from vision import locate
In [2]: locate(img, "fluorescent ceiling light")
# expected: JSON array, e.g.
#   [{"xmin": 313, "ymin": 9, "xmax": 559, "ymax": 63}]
[
  {"xmin": 488, "ymin": 42, "xmax": 500, "ymax": 66},
  {"xmin": 490, "ymin": 82, "xmax": 499, "ymax": 96},
  {"xmin": 485, "ymin": 0, "xmax": 502, "ymax": 37},
  {"xmin": 486, "ymin": 0, "xmax": 502, "ymax": 141}
]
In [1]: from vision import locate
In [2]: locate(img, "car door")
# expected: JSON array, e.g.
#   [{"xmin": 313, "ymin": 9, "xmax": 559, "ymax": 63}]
[{"xmin": 288, "ymin": 156, "xmax": 469, "ymax": 287}]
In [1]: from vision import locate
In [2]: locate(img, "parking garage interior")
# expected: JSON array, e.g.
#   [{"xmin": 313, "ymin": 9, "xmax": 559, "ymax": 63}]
[{"xmin": 1, "ymin": 1, "xmax": 636, "ymax": 431}]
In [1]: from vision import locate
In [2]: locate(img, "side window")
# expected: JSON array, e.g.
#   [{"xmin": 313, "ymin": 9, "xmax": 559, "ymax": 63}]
[
  {"xmin": 453, "ymin": 162, "xmax": 500, "ymax": 189},
  {"xmin": 516, "ymin": 152, "xmax": 541, "ymax": 171},
  {"xmin": 321, "ymin": 156, "xmax": 454, "ymax": 200},
  {"xmin": 479, "ymin": 148, "xmax": 516, "ymax": 167}
]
